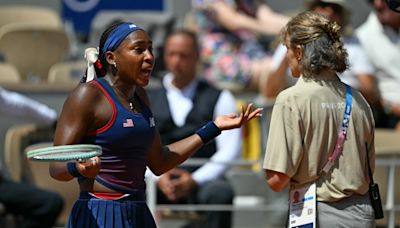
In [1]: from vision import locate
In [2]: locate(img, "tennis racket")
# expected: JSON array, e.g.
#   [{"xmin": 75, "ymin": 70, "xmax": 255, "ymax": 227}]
[{"xmin": 26, "ymin": 144, "xmax": 102, "ymax": 162}]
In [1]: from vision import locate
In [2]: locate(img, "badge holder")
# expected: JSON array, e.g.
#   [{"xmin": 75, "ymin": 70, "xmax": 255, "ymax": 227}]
[{"xmin": 289, "ymin": 183, "xmax": 317, "ymax": 228}]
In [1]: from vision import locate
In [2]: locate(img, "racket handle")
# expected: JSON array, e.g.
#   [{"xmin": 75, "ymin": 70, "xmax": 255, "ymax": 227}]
[{"xmin": 67, "ymin": 162, "xmax": 83, "ymax": 178}]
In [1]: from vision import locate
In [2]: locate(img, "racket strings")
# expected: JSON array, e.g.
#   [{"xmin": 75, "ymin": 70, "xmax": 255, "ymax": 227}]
[{"xmin": 26, "ymin": 144, "xmax": 102, "ymax": 161}]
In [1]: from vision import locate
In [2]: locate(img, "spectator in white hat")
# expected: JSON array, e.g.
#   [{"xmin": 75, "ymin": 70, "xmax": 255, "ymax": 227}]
[
  {"xmin": 263, "ymin": 0, "xmax": 379, "ymax": 112},
  {"xmin": 356, "ymin": 0, "xmax": 400, "ymax": 130}
]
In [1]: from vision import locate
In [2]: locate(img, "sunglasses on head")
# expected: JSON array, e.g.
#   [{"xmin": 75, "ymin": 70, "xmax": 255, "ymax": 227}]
[
  {"xmin": 369, "ymin": 0, "xmax": 400, "ymax": 12},
  {"xmin": 387, "ymin": 0, "xmax": 400, "ymax": 12}
]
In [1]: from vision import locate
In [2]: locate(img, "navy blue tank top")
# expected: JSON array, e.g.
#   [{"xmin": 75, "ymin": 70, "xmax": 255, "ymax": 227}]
[{"xmin": 81, "ymin": 78, "xmax": 156, "ymax": 192}]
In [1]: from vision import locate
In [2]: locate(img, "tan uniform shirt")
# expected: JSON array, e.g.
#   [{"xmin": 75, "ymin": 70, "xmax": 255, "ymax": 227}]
[{"xmin": 263, "ymin": 76, "xmax": 375, "ymax": 202}]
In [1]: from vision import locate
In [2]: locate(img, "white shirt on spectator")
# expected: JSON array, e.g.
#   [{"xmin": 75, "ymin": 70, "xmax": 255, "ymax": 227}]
[
  {"xmin": 0, "ymin": 87, "xmax": 57, "ymax": 124},
  {"xmin": 150, "ymin": 73, "xmax": 242, "ymax": 186},
  {"xmin": 356, "ymin": 12, "xmax": 400, "ymax": 105},
  {"xmin": 271, "ymin": 35, "xmax": 374, "ymax": 90}
]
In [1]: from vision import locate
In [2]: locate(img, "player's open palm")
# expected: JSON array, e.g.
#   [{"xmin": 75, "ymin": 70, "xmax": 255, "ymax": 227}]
[{"xmin": 214, "ymin": 103, "xmax": 263, "ymax": 130}]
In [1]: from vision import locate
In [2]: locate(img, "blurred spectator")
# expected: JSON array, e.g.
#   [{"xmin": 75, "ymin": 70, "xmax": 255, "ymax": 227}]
[
  {"xmin": 386, "ymin": 0, "xmax": 400, "ymax": 12},
  {"xmin": 263, "ymin": 0, "xmax": 379, "ymax": 110},
  {"xmin": 0, "ymin": 87, "xmax": 63, "ymax": 228},
  {"xmin": 355, "ymin": 0, "xmax": 400, "ymax": 129},
  {"xmin": 148, "ymin": 29, "xmax": 241, "ymax": 228},
  {"xmin": 0, "ymin": 87, "xmax": 57, "ymax": 123},
  {"xmin": 188, "ymin": 0, "xmax": 289, "ymax": 94}
]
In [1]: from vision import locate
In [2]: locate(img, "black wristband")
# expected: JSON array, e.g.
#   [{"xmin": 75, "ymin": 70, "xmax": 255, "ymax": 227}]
[
  {"xmin": 196, "ymin": 121, "xmax": 221, "ymax": 144},
  {"xmin": 67, "ymin": 162, "xmax": 83, "ymax": 178}
]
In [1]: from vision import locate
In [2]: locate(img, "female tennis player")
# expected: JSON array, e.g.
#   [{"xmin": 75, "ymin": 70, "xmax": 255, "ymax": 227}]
[{"xmin": 49, "ymin": 22, "xmax": 262, "ymax": 228}]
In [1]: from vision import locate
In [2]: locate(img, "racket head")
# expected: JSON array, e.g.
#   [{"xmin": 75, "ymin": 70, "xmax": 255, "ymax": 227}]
[{"xmin": 26, "ymin": 144, "xmax": 102, "ymax": 161}]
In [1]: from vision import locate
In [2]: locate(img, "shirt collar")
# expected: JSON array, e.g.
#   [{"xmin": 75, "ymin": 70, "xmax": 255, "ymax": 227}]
[{"xmin": 162, "ymin": 73, "xmax": 198, "ymax": 99}]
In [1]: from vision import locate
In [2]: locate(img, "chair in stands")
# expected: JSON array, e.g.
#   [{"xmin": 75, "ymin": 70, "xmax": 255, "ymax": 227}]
[
  {"xmin": 0, "ymin": 23, "xmax": 70, "ymax": 82},
  {"xmin": 0, "ymin": 5, "xmax": 62, "ymax": 29},
  {"xmin": 47, "ymin": 61, "xmax": 86, "ymax": 85},
  {"xmin": 1, "ymin": 123, "xmax": 52, "ymax": 227},
  {"xmin": 3, "ymin": 124, "xmax": 53, "ymax": 182},
  {"xmin": 0, "ymin": 63, "xmax": 21, "ymax": 84},
  {"xmin": 3, "ymin": 123, "xmax": 79, "ymax": 226},
  {"xmin": 24, "ymin": 143, "xmax": 80, "ymax": 226}
]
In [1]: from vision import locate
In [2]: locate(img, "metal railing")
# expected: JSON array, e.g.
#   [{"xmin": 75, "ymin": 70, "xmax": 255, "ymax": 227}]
[
  {"xmin": 376, "ymin": 158, "xmax": 400, "ymax": 228},
  {"xmin": 146, "ymin": 157, "xmax": 400, "ymax": 227},
  {"xmin": 145, "ymin": 158, "xmax": 266, "ymax": 215}
]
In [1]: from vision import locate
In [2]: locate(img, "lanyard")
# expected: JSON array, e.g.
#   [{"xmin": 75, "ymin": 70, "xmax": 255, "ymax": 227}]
[
  {"xmin": 341, "ymin": 84, "xmax": 352, "ymax": 132},
  {"xmin": 321, "ymin": 85, "xmax": 352, "ymax": 175}
]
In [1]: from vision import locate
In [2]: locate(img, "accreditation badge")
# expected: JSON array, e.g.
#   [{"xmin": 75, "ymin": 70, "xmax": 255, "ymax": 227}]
[{"xmin": 288, "ymin": 183, "xmax": 316, "ymax": 228}]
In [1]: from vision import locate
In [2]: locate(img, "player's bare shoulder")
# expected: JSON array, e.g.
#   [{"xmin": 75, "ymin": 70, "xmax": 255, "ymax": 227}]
[{"xmin": 66, "ymin": 81, "xmax": 103, "ymax": 105}]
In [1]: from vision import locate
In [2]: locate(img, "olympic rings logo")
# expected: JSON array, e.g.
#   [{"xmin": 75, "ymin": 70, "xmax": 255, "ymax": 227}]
[{"xmin": 63, "ymin": 0, "xmax": 100, "ymax": 12}]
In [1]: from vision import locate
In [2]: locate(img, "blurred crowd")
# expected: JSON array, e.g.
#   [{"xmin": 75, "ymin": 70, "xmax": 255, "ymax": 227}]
[{"xmin": 0, "ymin": 0, "xmax": 400, "ymax": 227}]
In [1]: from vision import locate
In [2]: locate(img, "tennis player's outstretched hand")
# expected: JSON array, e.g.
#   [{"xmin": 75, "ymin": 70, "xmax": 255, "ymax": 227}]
[{"xmin": 214, "ymin": 103, "xmax": 263, "ymax": 130}]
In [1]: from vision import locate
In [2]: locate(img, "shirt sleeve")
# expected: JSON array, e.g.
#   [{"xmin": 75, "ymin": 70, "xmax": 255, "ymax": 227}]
[
  {"xmin": 271, "ymin": 44, "xmax": 287, "ymax": 71},
  {"xmin": 347, "ymin": 42, "xmax": 374, "ymax": 75},
  {"xmin": 0, "ymin": 87, "xmax": 57, "ymax": 124},
  {"xmin": 192, "ymin": 90, "xmax": 242, "ymax": 185},
  {"xmin": 262, "ymin": 95, "xmax": 303, "ymax": 178}
]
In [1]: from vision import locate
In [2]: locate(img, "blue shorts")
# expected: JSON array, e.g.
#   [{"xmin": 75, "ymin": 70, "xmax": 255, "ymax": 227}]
[{"xmin": 67, "ymin": 191, "xmax": 156, "ymax": 228}]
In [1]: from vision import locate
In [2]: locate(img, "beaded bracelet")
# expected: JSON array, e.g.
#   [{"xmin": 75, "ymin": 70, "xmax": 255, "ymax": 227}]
[
  {"xmin": 67, "ymin": 162, "xmax": 83, "ymax": 178},
  {"xmin": 196, "ymin": 121, "xmax": 221, "ymax": 144}
]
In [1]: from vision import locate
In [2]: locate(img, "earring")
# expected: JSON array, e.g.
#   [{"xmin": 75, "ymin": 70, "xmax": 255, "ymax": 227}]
[{"xmin": 112, "ymin": 62, "xmax": 117, "ymax": 68}]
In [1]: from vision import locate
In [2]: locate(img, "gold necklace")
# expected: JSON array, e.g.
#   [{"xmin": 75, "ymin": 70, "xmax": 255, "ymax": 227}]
[{"xmin": 113, "ymin": 86, "xmax": 134, "ymax": 110}]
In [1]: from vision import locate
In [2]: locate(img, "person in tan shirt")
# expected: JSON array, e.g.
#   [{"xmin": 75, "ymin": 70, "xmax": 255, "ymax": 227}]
[{"xmin": 263, "ymin": 11, "xmax": 376, "ymax": 227}]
